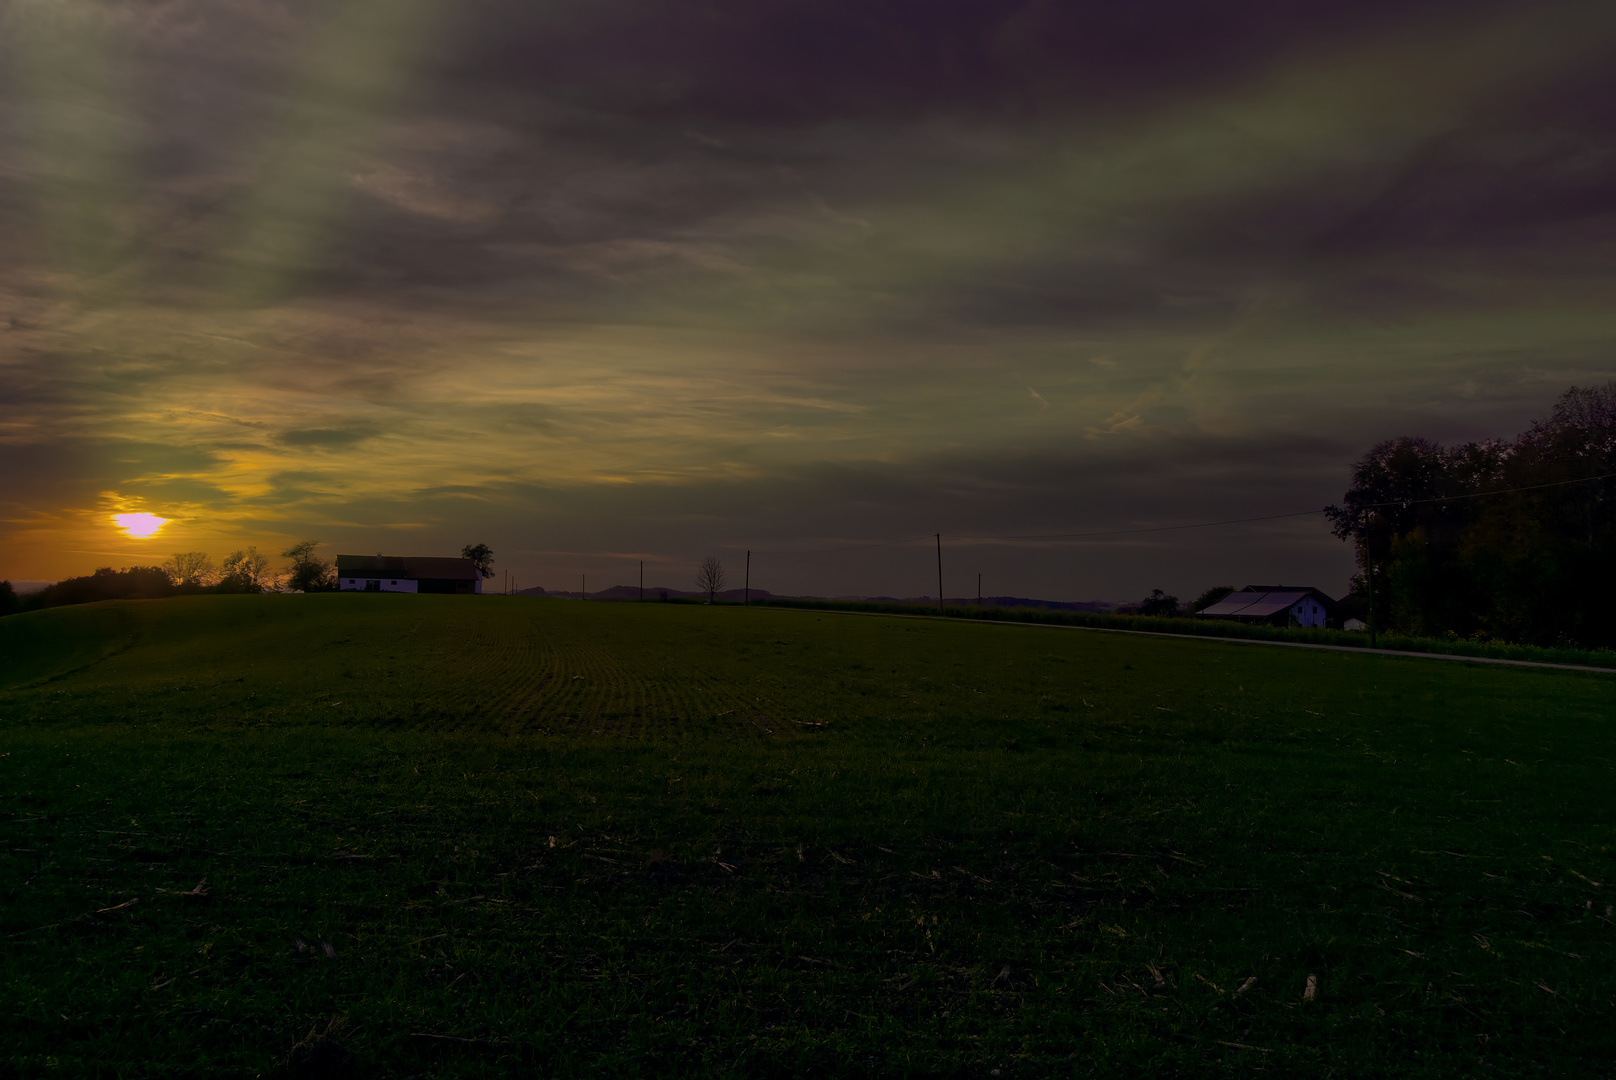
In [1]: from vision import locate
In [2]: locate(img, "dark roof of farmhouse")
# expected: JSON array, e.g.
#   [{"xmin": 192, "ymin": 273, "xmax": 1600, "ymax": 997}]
[
  {"xmin": 1239, "ymin": 585, "xmax": 1332, "ymax": 594},
  {"xmin": 1199, "ymin": 586, "xmax": 1336, "ymax": 618},
  {"xmin": 335, "ymin": 555, "xmax": 480, "ymax": 580}
]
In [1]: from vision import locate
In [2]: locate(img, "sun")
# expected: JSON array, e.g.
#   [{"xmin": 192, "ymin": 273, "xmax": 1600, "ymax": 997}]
[{"xmin": 113, "ymin": 512, "xmax": 169, "ymax": 539}]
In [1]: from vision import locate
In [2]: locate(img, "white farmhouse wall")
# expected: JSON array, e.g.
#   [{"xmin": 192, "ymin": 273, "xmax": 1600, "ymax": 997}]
[
  {"xmin": 339, "ymin": 577, "xmax": 419, "ymax": 593},
  {"xmin": 1288, "ymin": 597, "xmax": 1327, "ymax": 628}
]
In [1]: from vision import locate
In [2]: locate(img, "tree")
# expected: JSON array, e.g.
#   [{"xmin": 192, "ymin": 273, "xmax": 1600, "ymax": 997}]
[
  {"xmin": 28, "ymin": 567, "xmax": 172, "ymax": 609},
  {"xmin": 0, "ymin": 580, "xmax": 17, "ymax": 618},
  {"xmin": 1188, "ymin": 585, "xmax": 1234, "ymax": 613},
  {"xmin": 461, "ymin": 543, "xmax": 495, "ymax": 579},
  {"xmin": 220, "ymin": 547, "xmax": 272, "ymax": 593},
  {"xmin": 696, "ymin": 556, "xmax": 726, "ymax": 601},
  {"xmin": 164, "ymin": 551, "xmax": 216, "ymax": 589},
  {"xmin": 281, "ymin": 540, "xmax": 336, "ymax": 592},
  {"xmin": 1323, "ymin": 381, "xmax": 1616, "ymax": 647},
  {"xmin": 1138, "ymin": 589, "xmax": 1180, "ymax": 617}
]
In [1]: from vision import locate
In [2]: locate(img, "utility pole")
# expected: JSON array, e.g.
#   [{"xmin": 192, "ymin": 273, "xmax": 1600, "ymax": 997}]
[
  {"xmin": 745, "ymin": 550, "xmax": 750, "ymax": 606},
  {"xmin": 1366, "ymin": 543, "xmax": 1376, "ymax": 649},
  {"xmin": 935, "ymin": 534, "xmax": 944, "ymax": 615},
  {"xmin": 639, "ymin": 561, "xmax": 644, "ymax": 602},
  {"xmin": 581, "ymin": 573, "xmax": 586, "ymax": 601},
  {"xmin": 977, "ymin": 572, "xmax": 982, "ymax": 605}
]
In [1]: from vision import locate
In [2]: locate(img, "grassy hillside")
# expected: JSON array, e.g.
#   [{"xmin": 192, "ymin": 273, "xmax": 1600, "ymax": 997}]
[{"xmin": 2, "ymin": 595, "xmax": 1612, "ymax": 1077}]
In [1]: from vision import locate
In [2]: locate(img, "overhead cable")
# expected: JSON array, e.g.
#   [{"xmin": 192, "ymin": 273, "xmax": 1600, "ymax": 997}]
[{"xmin": 742, "ymin": 470, "xmax": 1615, "ymax": 554}]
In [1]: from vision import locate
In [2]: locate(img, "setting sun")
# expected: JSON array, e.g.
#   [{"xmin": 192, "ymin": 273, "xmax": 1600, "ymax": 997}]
[{"xmin": 113, "ymin": 512, "xmax": 168, "ymax": 538}]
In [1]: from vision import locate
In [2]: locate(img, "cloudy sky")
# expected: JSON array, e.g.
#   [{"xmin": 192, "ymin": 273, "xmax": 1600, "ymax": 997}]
[{"xmin": 3, "ymin": 0, "xmax": 1614, "ymax": 600}]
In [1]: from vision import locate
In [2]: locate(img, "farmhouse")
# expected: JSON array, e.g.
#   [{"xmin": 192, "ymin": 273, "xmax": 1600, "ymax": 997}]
[
  {"xmin": 335, "ymin": 555, "xmax": 483, "ymax": 594},
  {"xmin": 1195, "ymin": 585, "xmax": 1337, "ymax": 628}
]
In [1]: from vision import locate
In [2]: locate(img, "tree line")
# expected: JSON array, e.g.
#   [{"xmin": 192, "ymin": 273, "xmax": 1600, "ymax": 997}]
[
  {"xmin": 1325, "ymin": 382, "xmax": 1615, "ymax": 649},
  {"xmin": 0, "ymin": 541, "xmax": 327, "ymax": 616},
  {"xmin": 1, "ymin": 542, "xmax": 498, "ymax": 617}
]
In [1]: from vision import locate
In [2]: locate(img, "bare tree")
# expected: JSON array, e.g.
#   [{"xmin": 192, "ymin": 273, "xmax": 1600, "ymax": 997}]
[
  {"xmin": 221, "ymin": 547, "xmax": 273, "ymax": 593},
  {"xmin": 696, "ymin": 556, "xmax": 726, "ymax": 602},
  {"xmin": 164, "ymin": 551, "xmax": 216, "ymax": 589}
]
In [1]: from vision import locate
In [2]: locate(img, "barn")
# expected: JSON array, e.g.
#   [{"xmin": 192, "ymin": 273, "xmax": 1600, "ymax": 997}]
[
  {"xmin": 1195, "ymin": 585, "xmax": 1338, "ymax": 628},
  {"xmin": 335, "ymin": 555, "xmax": 483, "ymax": 594}
]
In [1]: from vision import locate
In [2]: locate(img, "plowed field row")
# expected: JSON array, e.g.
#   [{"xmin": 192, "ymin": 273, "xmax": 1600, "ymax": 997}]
[{"xmin": 2, "ymin": 596, "xmax": 798, "ymax": 742}]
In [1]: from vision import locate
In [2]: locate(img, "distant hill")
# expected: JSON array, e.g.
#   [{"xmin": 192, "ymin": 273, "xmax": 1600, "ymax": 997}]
[
  {"xmin": 829, "ymin": 595, "xmax": 1121, "ymax": 613},
  {"xmin": 515, "ymin": 585, "xmax": 773, "ymax": 602},
  {"xmin": 510, "ymin": 585, "xmax": 1112, "ymax": 609}
]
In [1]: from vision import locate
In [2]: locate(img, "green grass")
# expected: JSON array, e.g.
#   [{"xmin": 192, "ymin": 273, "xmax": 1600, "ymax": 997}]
[
  {"xmin": 2, "ymin": 594, "xmax": 1612, "ymax": 1078},
  {"xmin": 755, "ymin": 597, "xmax": 1616, "ymax": 669}
]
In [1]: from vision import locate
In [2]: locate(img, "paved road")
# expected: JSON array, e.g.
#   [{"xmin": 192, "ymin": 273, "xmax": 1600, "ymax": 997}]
[{"xmin": 779, "ymin": 606, "xmax": 1616, "ymax": 675}]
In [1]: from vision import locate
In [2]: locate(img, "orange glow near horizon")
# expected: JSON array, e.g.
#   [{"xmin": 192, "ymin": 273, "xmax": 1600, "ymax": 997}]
[{"xmin": 113, "ymin": 513, "xmax": 169, "ymax": 539}]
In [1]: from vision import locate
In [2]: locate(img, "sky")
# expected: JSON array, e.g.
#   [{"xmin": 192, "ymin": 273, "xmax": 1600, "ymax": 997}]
[{"xmin": 3, "ymin": 0, "xmax": 1615, "ymax": 601}]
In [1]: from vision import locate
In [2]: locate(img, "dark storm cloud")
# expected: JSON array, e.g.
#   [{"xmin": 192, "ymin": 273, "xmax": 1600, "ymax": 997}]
[
  {"xmin": 240, "ymin": 470, "xmax": 342, "ymax": 507},
  {"xmin": 448, "ymin": 0, "xmax": 1495, "ymax": 123},
  {"xmin": 4, "ymin": 0, "xmax": 1615, "ymax": 594},
  {"xmin": 276, "ymin": 425, "xmax": 379, "ymax": 448}
]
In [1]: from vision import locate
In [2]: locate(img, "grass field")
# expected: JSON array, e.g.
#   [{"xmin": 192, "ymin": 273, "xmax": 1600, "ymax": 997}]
[
  {"xmin": 2, "ymin": 594, "xmax": 1613, "ymax": 1078},
  {"xmin": 754, "ymin": 598, "xmax": 1616, "ymax": 671}
]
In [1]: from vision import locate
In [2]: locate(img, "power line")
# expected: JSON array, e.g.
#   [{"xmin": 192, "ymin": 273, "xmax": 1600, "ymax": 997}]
[
  {"xmin": 1357, "ymin": 469, "xmax": 1616, "ymax": 510},
  {"xmin": 953, "ymin": 471, "xmax": 1616, "ymax": 543},
  {"xmin": 751, "ymin": 534, "xmax": 932, "ymax": 556},
  {"xmin": 745, "ymin": 470, "xmax": 1616, "ymax": 554},
  {"xmin": 951, "ymin": 509, "xmax": 1324, "ymax": 543}
]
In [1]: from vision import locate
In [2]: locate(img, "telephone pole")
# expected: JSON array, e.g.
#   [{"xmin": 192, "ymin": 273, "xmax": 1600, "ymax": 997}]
[
  {"xmin": 977, "ymin": 572, "xmax": 982, "ymax": 605},
  {"xmin": 581, "ymin": 573, "xmax": 585, "ymax": 601},
  {"xmin": 744, "ymin": 550, "xmax": 751, "ymax": 606},
  {"xmin": 1366, "ymin": 547, "xmax": 1376, "ymax": 649},
  {"xmin": 935, "ymin": 534, "xmax": 944, "ymax": 615},
  {"xmin": 639, "ymin": 561, "xmax": 644, "ymax": 602}
]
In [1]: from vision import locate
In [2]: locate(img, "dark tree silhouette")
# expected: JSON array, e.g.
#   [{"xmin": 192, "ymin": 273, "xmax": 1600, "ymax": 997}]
[
  {"xmin": 1138, "ymin": 589, "xmax": 1180, "ymax": 617},
  {"xmin": 27, "ymin": 566, "xmax": 173, "ymax": 608},
  {"xmin": 461, "ymin": 543, "xmax": 495, "ymax": 579},
  {"xmin": 1188, "ymin": 585, "xmax": 1234, "ymax": 614},
  {"xmin": 281, "ymin": 540, "xmax": 336, "ymax": 592},
  {"xmin": 1325, "ymin": 381, "xmax": 1616, "ymax": 646},
  {"xmin": 696, "ymin": 556, "xmax": 726, "ymax": 601}
]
